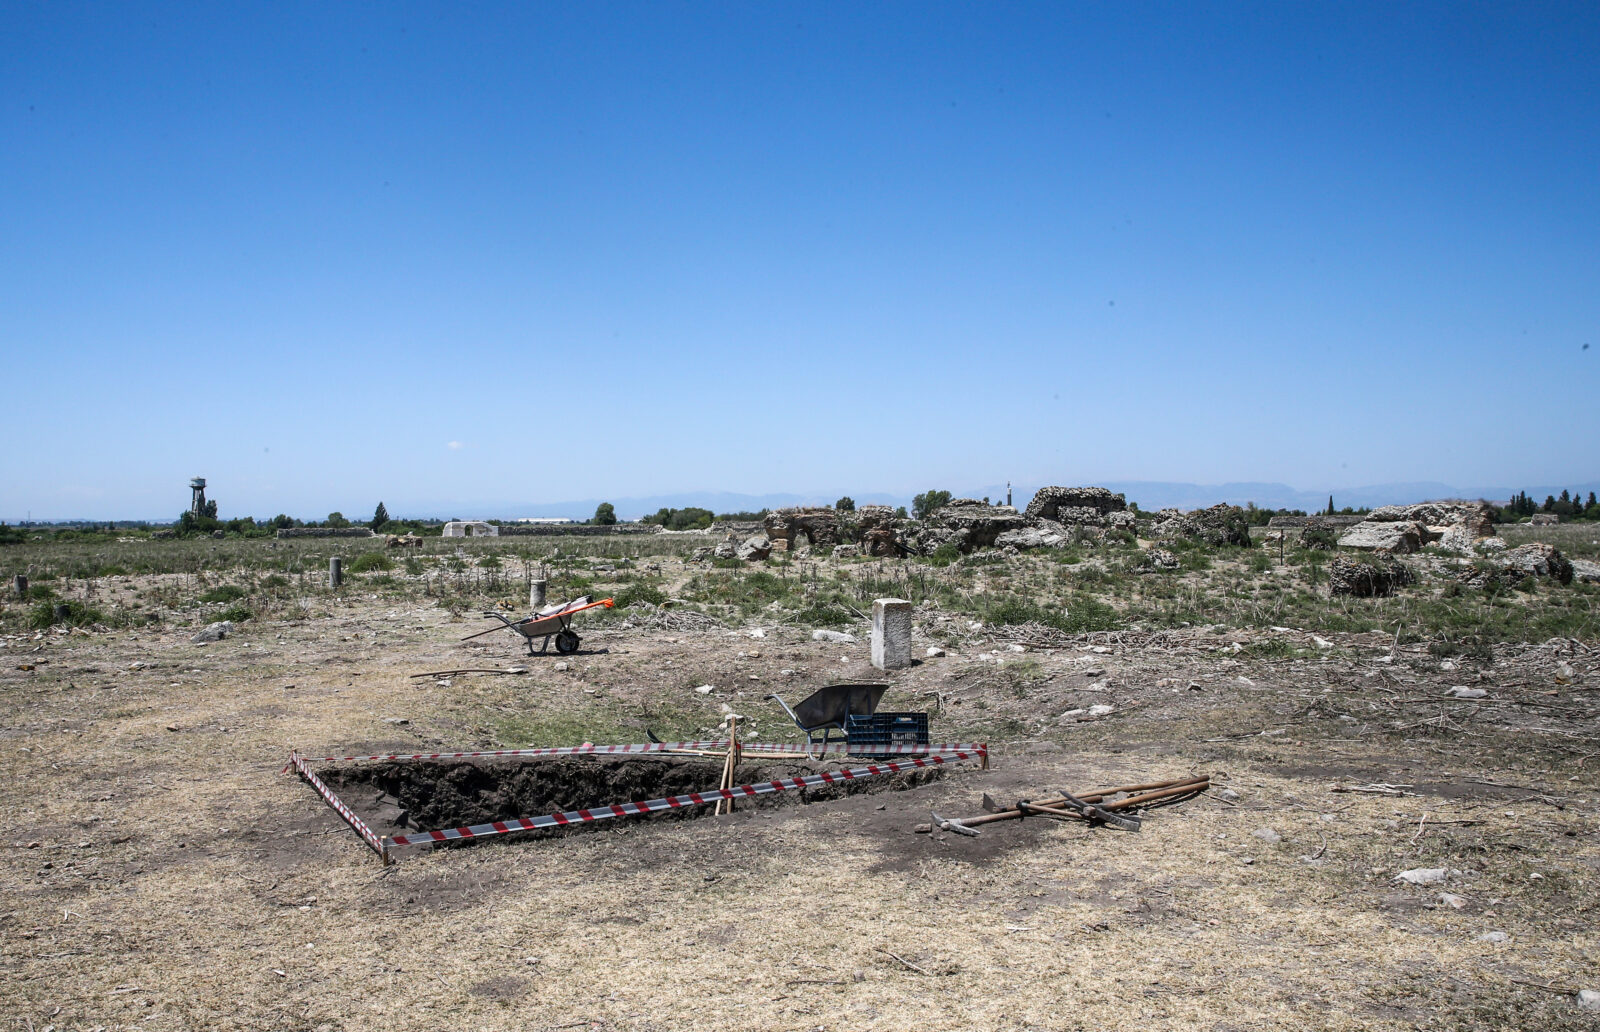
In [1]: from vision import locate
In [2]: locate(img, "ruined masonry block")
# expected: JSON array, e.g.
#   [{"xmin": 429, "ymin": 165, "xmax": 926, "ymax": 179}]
[{"xmin": 871, "ymin": 597, "xmax": 913, "ymax": 671}]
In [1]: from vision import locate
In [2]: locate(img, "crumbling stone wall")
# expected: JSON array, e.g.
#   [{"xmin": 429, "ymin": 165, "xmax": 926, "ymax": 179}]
[
  {"xmin": 1151, "ymin": 504, "xmax": 1252, "ymax": 547},
  {"xmin": 908, "ymin": 499, "xmax": 1031, "ymax": 554},
  {"xmin": 1024, "ymin": 486, "xmax": 1126, "ymax": 525},
  {"xmin": 762, "ymin": 507, "xmax": 841, "ymax": 550}
]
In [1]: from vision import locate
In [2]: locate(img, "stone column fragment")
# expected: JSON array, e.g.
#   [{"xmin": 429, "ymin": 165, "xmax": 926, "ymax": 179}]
[{"xmin": 871, "ymin": 597, "xmax": 913, "ymax": 671}]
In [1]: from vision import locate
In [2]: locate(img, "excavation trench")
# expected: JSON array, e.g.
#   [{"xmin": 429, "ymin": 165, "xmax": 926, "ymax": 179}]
[{"xmin": 320, "ymin": 756, "xmax": 943, "ymax": 843}]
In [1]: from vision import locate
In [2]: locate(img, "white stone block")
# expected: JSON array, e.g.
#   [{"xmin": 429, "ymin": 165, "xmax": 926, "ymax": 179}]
[{"xmin": 871, "ymin": 597, "xmax": 913, "ymax": 671}]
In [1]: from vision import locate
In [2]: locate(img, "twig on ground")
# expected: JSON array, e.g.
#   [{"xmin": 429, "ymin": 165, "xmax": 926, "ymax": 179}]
[{"xmin": 874, "ymin": 947, "xmax": 932, "ymax": 976}]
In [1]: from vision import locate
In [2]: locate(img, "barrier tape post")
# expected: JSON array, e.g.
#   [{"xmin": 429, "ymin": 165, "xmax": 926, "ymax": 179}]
[{"xmin": 286, "ymin": 750, "xmax": 389, "ymax": 862}]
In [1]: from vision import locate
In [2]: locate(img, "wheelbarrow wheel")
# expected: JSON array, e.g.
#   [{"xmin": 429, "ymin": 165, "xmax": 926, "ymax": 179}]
[{"xmin": 554, "ymin": 629, "xmax": 580, "ymax": 655}]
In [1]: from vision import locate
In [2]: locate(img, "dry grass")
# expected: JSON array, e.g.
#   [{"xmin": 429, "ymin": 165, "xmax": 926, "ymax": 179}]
[{"xmin": 1, "ymin": 542, "xmax": 1597, "ymax": 1030}]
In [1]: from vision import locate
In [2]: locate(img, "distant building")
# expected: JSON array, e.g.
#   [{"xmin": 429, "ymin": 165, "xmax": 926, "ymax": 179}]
[
  {"xmin": 511, "ymin": 517, "xmax": 576, "ymax": 524},
  {"xmin": 1530, "ymin": 513, "xmax": 1559, "ymax": 526}
]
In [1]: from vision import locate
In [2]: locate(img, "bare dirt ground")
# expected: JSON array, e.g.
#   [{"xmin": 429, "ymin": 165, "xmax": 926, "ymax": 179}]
[{"xmin": 2, "ymin": 569, "xmax": 1598, "ymax": 1030}]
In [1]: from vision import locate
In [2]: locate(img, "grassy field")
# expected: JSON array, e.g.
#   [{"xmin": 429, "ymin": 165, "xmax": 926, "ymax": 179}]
[{"xmin": 1, "ymin": 525, "xmax": 1596, "ymax": 1030}]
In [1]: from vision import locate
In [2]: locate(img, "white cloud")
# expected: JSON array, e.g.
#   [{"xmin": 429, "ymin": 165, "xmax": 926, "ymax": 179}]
[{"xmin": 447, "ymin": 441, "xmax": 464, "ymax": 450}]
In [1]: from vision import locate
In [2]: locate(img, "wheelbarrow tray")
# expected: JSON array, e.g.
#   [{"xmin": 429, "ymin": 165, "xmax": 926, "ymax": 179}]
[{"xmin": 512, "ymin": 597, "xmax": 613, "ymax": 637}]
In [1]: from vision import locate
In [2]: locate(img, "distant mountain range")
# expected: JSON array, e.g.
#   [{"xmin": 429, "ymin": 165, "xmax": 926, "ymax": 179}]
[{"xmin": 467, "ymin": 480, "xmax": 1600, "ymax": 522}]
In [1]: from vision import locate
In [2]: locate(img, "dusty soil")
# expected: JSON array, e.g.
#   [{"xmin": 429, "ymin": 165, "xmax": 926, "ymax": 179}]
[{"xmin": 2, "ymin": 586, "xmax": 1597, "ymax": 1030}]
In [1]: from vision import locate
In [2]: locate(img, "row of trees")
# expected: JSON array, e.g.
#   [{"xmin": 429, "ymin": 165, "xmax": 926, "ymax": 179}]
[{"xmin": 1498, "ymin": 490, "xmax": 1600, "ymax": 521}]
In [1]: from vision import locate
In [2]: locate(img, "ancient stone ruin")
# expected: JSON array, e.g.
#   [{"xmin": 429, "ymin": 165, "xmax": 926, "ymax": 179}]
[
  {"xmin": 762, "ymin": 507, "xmax": 841, "ymax": 551},
  {"xmin": 1337, "ymin": 502, "xmax": 1494, "ymax": 553}
]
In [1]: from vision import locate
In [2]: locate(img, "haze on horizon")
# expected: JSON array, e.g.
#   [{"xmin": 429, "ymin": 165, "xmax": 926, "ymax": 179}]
[{"xmin": 3, "ymin": 3, "xmax": 1596, "ymax": 522}]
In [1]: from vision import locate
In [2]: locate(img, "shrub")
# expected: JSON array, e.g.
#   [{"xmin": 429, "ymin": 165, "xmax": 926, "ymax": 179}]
[
  {"xmin": 200, "ymin": 584, "xmax": 248, "ymax": 604},
  {"xmin": 29, "ymin": 599, "xmax": 105, "ymax": 629},
  {"xmin": 613, "ymin": 583, "xmax": 667, "ymax": 608},
  {"xmin": 1300, "ymin": 528, "xmax": 1337, "ymax": 550},
  {"xmin": 262, "ymin": 574, "xmax": 290, "ymax": 589},
  {"xmin": 97, "ymin": 564, "xmax": 131, "ymax": 577},
  {"xmin": 347, "ymin": 552, "xmax": 394, "ymax": 573},
  {"xmin": 794, "ymin": 601, "xmax": 853, "ymax": 626},
  {"xmin": 217, "ymin": 604, "xmax": 253, "ymax": 623}
]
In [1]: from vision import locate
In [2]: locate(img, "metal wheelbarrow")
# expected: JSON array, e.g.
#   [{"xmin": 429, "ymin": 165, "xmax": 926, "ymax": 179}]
[
  {"xmin": 764, "ymin": 683, "xmax": 889, "ymax": 753},
  {"xmin": 474, "ymin": 596, "xmax": 614, "ymax": 656}
]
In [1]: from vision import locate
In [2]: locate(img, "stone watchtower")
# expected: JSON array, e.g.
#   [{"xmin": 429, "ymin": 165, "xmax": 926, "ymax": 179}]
[{"xmin": 190, "ymin": 477, "xmax": 207, "ymax": 516}]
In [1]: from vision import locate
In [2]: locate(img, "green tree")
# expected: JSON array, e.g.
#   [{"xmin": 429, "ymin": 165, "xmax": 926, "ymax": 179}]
[
  {"xmin": 835, "ymin": 496, "xmax": 855, "ymax": 512},
  {"xmin": 326, "ymin": 511, "xmax": 350, "ymax": 529},
  {"xmin": 912, "ymin": 490, "xmax": 952, "ymax": 520},
  {"xmin": 202, "ymin": 499, "xmax": 218, "ymax": 519},
  {"xmin": 370, "ymin": 502, "xmax": 390, "ymax": 530},
  {"xmin": 1326, "ymin": 495, "xmax": 1335, "ymax": 516},
  {"xmin": 593, "ymin": 502, "xmax": 617, "ymax": 525},
  {"xmin": 894, "ymin": 506, "xmax": 908, "ymax": 518}
]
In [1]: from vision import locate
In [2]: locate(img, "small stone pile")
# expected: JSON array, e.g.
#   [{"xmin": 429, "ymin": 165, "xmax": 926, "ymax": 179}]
[{"xmin": 1329, "ymin": 556, "xmax": 1414, "ymax": 597}]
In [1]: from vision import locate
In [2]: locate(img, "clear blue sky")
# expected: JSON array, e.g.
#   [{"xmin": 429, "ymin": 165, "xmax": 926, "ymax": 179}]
[{"xmin": 3, "ymin": 2, "xmax": 1596, "ymax": 520}]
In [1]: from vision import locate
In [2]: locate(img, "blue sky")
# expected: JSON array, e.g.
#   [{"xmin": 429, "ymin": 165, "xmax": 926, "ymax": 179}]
[{"xmin": 3, "ymin": 3, "xmax": 1596, "ymax": 520}]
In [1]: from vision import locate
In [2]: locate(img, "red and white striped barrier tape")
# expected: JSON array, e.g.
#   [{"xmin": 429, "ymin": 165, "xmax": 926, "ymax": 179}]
[
  {"xmin": 286, "ymin": 752, "xmax": 387, "ymax": 858},
  {"xmin": 387, "ymin": 749, "xmax": 980, "ymax": 849},
  {"xmin": 302, "ymin": 741, "xmax": 986, "ymax": 764}
]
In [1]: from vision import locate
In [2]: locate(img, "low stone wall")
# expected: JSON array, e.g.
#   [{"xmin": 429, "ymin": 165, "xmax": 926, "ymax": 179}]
[
  {"xmin": 497, "ymin": 524, "xmax": 663, "ymax": 537},
  {"xmin": 275, "ymin": 527, "xmax": 376, "ymax": 539}
]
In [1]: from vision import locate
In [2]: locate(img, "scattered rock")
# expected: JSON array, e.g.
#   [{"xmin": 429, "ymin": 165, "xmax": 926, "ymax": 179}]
[
  {"xmin": 1219, "ymin": 789, "xmax": 1240, "ymax": 802},
  {"xmin": 1087, "ymin": 703, "xmax": 1115, "ymax": 717},
  {"xmin": 553, "ymin": 662, "xmax": 569, "ymax": 672},
  {"xmin": 1448, "ymin": 686, "xmax": 1488, "ymax": 699},
  {"xmin": 190, "ymin": 621, "xmax": 233, "ymax": 643},
  {"xmin": 1577, "ymin": 990, "xmax": 1600, "ymax": 1012},
  {"xmin": 1253, "ymin": 827, "xmax": 1281, "ymax": 844},
  {"xmin": 694, "ymin": 684, "xmax": 714, "ymax": 694},
  {"xmin": 995, "ymin": 526, "xmax": 1067, "ymax": 550},
  {"xmin": 811, "ymin": 629, "xmax": 856, "ymax": 644},
  {"xmin": 1395, "ymin": 868, "xmax": 1450, "ymax": 885},
  {"xmin": 1439, "ymin": 892, "xmax": 1467, "ymax": 909},
  {"xmin": 735, "ymin": 535, "xmax": 772, "ymax": 561},
  {"xmin": 1141, "ymin": 548, "xmax": 1181, "ymax": 572},
  {"xmin": 1476, "ymin": 536, "xmax": 1507, "ymax": 552},
  {"xmin": 831, "ymin": 544, "xmax": 862, "ymax": 560},
  {"xmin": 925, "ymin": 646, "xmax": 946, "ymax": 658},
  {"xmin": 1499, "ymin": 543, "xmax": 1575, "ymax": 585},
  {"xmin": 1477, "ymin": 931, "xmax": 1509, "ymax": 943},
  {"xmin": 1572, "ymin": 559, "xmax": 1600, "ymax": 584},
  {"xmin": 383, "ymin": 717, "xmax": 410, "ymax": 725}
]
